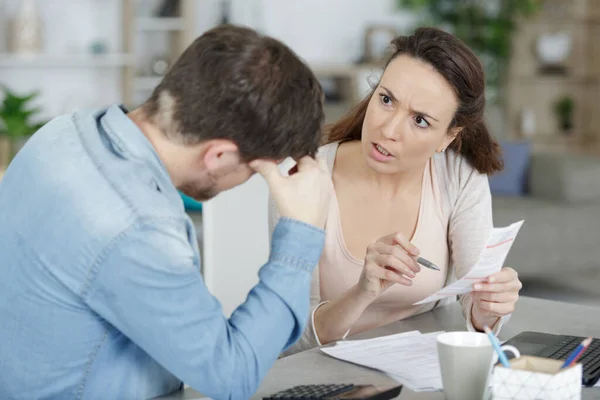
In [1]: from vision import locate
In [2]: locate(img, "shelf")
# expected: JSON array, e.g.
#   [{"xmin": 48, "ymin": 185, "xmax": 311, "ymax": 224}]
[
  {"xmin": 136, "ymin": 17, "xmax": 184, "ymax": 31},
  {"xmin": 0, "ymin": 53, "xmax": 135, "ymax": 68},
  {"xmin": 134, "ymin": 76, "xmax": 162, "ymax": 91},
  {"xmin": 508, "ymin": 75, "xmax": 600, "ymax": 84},
  {"xmin": 311, "ymin": 62, "xmax": 382, "ymax": 77},
  {"xmin": 324, "ymin": 102, "xmax": 353, "ymax": 124},
  {"xmin": 529, "ymin": 17, "xmax": 600, "ymax": 25}
]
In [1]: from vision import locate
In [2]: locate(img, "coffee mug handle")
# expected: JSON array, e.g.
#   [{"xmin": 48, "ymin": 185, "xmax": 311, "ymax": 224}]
[
  {"xmin": 500, "ymin": 345, "xmax": 521, "ymax": 359},
  {"xmin": 493, "ymin": 344, "xmax": 520, "ymax": 365}
]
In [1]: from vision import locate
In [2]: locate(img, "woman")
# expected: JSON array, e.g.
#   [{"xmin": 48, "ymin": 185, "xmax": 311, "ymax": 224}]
[{"xmin": 269, "ymin": 27, "xmax": 522, "ymax": 355}]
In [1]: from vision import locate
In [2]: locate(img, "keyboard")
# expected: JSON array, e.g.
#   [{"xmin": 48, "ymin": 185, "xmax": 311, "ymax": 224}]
[
  {"xmin": 263, "ymin": 383, "xmax": 403, "ymax": 400},
  {"xmin": 546, "ymin": 336, "xmax": 600, "ymax": 385}
]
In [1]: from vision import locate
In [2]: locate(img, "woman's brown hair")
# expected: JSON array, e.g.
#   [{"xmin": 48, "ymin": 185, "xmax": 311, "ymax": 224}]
[{"xmin": 324, "ymin": 27, "xmax": 503, "ymax": 174}]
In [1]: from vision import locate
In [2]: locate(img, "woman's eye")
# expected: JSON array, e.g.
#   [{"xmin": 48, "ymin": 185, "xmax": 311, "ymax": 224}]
[
  {"xmin": 380, "ymin": 94, "xmax": 392, "ymax": 105},
  {"xmin": 415, "ymin": 115, "xmax": 429, "ymax": 128}
]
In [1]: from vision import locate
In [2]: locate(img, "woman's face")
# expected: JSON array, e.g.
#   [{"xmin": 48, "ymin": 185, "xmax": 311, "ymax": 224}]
[{"xmin": 361, "ymin": 54, "xmax": 460, "ymax": 174}]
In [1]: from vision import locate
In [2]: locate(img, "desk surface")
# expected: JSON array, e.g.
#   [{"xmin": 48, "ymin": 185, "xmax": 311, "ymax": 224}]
[{"xmin": 159, "ymin": 296, "xmax": 600, "ymax": 399}]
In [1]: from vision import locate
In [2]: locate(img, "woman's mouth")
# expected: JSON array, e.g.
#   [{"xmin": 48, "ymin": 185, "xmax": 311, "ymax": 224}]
[{"xmin": 371, "ymin": 142, "xmax": 395, "ymax": 162}]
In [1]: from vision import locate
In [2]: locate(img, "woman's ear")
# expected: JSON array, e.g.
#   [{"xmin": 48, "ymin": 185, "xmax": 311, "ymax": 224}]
[{"xmin": 438, "ymin": 126, "xmax": 463, "ymax": 152}]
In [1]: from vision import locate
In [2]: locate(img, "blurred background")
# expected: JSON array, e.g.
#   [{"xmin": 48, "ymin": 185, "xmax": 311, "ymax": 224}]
[{"xmin": 0, "ymin": 0, "xmax": 599, "ymax": 315}]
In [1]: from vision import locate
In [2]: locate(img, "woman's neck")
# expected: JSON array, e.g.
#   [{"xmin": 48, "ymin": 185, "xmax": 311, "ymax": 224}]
[{"xmin": 339, "ymin": 141, "xmax": 425, "ymax": 199}]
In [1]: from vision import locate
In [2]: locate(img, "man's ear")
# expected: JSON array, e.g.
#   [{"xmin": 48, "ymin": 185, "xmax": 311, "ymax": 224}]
[{"xmin": 202, "ymin": 139, "xmax": 241, "ymax": 172}]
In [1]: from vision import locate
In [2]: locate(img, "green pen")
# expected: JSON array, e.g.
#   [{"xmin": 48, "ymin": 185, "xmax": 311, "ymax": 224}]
[{"xmin": 417, "ymin": 256, "xmax": 440, "ymax": 271}]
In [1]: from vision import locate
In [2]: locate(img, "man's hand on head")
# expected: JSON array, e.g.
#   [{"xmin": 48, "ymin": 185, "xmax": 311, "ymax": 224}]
[{"xmin": 251, "ymin": 156, "xmax": 332, "ymax": 229}]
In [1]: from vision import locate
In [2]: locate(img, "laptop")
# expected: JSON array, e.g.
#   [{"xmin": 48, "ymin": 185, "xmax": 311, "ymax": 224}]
[{"xmin": 504, "ymin": 331, "xmax": 600, "ymax": 386}]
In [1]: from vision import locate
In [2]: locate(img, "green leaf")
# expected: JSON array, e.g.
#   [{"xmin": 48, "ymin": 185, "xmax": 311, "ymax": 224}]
[
  {"xmin": 394, "ymin": 0, "xmax": 540, "ymax": 98},
  {"xmin": 0, "ymin": 85, "xmax": 44, "ymax": 138}
]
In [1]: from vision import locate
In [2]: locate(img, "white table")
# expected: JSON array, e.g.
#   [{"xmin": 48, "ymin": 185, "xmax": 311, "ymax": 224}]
[{"xmin": 158, "ymin": 296, "xmax": 600, "ymax": 399}]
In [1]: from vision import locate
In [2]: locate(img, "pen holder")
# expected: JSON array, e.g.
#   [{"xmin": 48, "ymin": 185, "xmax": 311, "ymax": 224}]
[{"xmin": 492, "ymin": 356, "xmax": 582, "ymax": 400}]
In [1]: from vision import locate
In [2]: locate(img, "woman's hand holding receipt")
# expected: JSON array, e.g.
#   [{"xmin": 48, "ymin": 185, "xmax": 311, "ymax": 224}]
[{"xmin": 470, "ymin": 267, "xmax": 522, "ymax": 331}]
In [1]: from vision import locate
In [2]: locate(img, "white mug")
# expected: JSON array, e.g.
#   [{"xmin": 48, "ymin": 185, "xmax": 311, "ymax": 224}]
[{"xmin": 437, "ymin": 331, "xmax": 520, "ymax": 400}]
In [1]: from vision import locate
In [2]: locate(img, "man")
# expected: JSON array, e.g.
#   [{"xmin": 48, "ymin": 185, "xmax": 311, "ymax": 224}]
[{"xmin": 0, "ymin": 25, "xmax": 331, "ymax": 399}]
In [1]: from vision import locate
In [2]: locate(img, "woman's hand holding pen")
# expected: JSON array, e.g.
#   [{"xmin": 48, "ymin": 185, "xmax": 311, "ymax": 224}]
[
  {"xmin": 470, "ymin": 267, "xmax": 522, "ymax": 331},
  {"xmin": 315, "ymin": 233, "xmax": 435, "ymax": 346},
  {"xmin": 357, "ymin": 233, "xmax": 422, "ymax": 299}
]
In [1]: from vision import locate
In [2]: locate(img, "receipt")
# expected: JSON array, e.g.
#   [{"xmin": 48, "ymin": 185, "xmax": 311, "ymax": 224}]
[{"xmin": 414, "ymin": 220, "xmax": 524, "ymax": 305}]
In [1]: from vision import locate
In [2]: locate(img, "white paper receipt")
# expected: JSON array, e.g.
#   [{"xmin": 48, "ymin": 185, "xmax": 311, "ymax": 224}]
[{"xmin": 414, "ymin": 220, "xmax": 524, "ymax": 305}]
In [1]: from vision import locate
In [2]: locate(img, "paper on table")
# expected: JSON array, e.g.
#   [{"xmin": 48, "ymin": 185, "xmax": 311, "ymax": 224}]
[
  {"xmin": 321, "ymin": 331, "xmax": 444, "ymax": 392},
  {"xmin": 414, "ymin": 220, "xmax": 524, "ymax": 305}
]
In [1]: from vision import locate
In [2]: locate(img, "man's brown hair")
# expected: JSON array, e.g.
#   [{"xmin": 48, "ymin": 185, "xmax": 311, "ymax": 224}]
[{"xmin": 144, "ymin": 25, "xmax": 324, "ymax": 161}]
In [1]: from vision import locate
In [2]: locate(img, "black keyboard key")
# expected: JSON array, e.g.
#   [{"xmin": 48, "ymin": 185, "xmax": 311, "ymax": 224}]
[{"xmin": 264, "ymin": 384, "xmax": 356, "ymax": 400}]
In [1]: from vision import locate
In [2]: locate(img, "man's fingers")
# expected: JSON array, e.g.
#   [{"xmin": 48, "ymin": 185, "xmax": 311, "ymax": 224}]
[
  {"xmin": 250, "ymin": 160, "xmax": 281, "ymax": 182},
  {"xmin": 296, "ymin": 155, "xmax": 318, "ymax": 171}
]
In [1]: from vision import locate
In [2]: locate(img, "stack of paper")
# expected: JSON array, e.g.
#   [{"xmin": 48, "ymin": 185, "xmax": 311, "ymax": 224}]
[{"xmin": 320, "ymin": 331, "xmax": 444, "ymax": 392}]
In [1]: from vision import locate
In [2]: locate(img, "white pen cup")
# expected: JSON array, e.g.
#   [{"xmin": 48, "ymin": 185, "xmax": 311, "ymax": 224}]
[{"xmin": 437, "ymin": 332, "xmax": 520, "ymax": 400}]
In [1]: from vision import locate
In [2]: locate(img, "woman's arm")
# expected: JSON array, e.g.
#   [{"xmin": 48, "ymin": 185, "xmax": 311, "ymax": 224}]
[
  {"xmin": 314, "ymin": 233, "xmax": 421, "ymax": 345},
  {"xmin": 312, "ymin": 285, "xmax": 373, "ymax": 344},
  {"xmin": 277, "ymin": 190, "xmax": 421, "ymax": 349},
  {"xmin": 448, "ymin": 160, "xmax": 519, "ymax": 333}
]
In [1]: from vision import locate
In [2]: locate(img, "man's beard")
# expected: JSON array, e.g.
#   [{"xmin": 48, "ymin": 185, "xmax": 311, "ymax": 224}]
[{"xmin": 179, "ymin": 174, "xmax": 219, "ymax": 202}]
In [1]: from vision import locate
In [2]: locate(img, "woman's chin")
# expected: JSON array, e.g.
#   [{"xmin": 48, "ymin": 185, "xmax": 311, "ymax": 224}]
[{"xmin": 364, "ymin": 155, "xmax": 401, "ymax": 174}]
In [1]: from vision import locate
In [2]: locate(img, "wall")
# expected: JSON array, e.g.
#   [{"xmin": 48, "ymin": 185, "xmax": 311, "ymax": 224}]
[
  {"xmin": 1, "ymin": 0, "xmax": 415, "ymax": 121},
  {"xmin": 0, "ymin": 0, "xmax": 124, "ymax": 120},
  {"xmin": 201, "ymin": 175, "xmax": 270, "ymax": 317},
  {"xmin": 197, "ymin": 0, "xmax": 415, "ymax": 64}
]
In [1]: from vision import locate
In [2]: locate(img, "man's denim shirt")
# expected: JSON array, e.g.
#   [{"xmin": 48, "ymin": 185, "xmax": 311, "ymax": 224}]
[{"xmin": 0, "ymin": 105, "xmax": 325, "ymax": 399}]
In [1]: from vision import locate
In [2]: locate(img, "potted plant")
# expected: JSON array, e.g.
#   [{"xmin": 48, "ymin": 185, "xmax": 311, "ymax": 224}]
[
  {"xmin": 0, "ymin": 85, "xmax": 45, "ymax": 164},
  {"xmin": 553, "ymin": 95, "xmax": 574, "ymax": 134}
]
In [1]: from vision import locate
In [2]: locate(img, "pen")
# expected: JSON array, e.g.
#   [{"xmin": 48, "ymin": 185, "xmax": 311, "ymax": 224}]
[
  {"xmin": 484, "ymin": 325, "xmax": 511, "ymax": 368},
  {"xmin": 417, "ymin": 256, "xmax": 440, "ymax": 271},
  {"xmin": 561, "ymin": 336, "xmax": 593, "ymax": 369}
]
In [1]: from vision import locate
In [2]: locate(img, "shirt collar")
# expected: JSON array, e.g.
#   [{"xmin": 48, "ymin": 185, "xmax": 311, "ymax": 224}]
[{"xmin": 97, "ymin": 104, "xmax": 183, "ymax": 208}]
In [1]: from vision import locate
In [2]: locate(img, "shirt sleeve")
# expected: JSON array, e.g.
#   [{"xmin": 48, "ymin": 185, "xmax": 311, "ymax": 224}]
[
  {"xmin": 448, "ymin": 164, "xmax": 510, "ymax": 334},
  {"xmin": 83, "ymin": 216, "xmax": 325, "ymax": 400},
  {"xmin": 269, "ymin": 196, "xmax": 324, "ymax": 356}
]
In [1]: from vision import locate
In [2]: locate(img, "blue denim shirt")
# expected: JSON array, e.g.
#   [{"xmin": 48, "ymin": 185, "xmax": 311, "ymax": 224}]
[{"xmin": 0, "ymin": 105, "xmax": 325, "ymax": 400}]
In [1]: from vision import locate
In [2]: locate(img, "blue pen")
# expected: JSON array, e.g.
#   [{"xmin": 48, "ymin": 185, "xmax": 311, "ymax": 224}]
[
  {"xmin": 484, "ymin": 325, "xmax": 511, "ymax": 368},
  {"xmin": 561, "ymin": 337, "xmax": 592, "ymax": 369}
]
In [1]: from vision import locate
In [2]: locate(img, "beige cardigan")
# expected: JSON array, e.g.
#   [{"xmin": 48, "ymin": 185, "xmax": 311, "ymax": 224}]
[{"xmin": 269, "ymin": 142, "xmax": 507, "ymax": 355}]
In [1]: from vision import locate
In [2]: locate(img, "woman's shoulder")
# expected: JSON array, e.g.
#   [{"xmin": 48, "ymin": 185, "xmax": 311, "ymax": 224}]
[
  {"xmin": 317, "ymin": 141, "xmax": 341, "ymax": 174},
  {"xmin": 433, "ymin": 150, "xmax": 490, "ymax": 214},
  {"xmin": 433, "ymin": 149, "xmax": 489, "ymax": 187}
]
